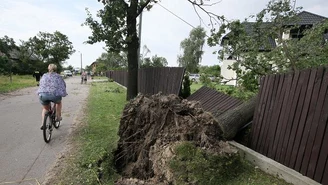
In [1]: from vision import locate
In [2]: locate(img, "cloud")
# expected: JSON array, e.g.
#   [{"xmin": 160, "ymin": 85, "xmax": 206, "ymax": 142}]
[{"xmin": 0, "ymin": 0, "xmax": 105, "ymax": 69}]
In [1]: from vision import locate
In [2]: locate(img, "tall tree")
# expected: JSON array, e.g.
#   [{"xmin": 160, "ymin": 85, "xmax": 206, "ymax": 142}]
[
  {"xmin": 24, "ymin": 31, "xmax": 75, "ymax": 72},
  {"xmin": 84, "ymin": 0, "xmax": 155, "ymax": 100},
  {"xmin": 84, "ymin": 1, "xmax": 220, "ymax": 100},
  {"xmin": 178, "ymin": 26, "xmax": 206, "ymax": 73}
]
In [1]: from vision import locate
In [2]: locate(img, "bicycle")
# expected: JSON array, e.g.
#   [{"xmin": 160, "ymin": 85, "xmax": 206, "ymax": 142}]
[{"xmin": 42, "ymin": 102, "xmax": 61, "ymax": 143}]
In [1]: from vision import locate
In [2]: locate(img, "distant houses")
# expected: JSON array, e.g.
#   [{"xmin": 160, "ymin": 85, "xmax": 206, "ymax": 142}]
[{"xmin": 220, "ymin": 11, "xmax": 328, "ymax": 86}]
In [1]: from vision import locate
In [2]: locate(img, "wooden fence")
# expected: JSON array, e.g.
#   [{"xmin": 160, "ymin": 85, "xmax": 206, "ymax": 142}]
[
  {"xmin": 106, "ymin": 70, "xmax": 128, "ymax": 87},
  {"xmin": 187, "ymin": 86, "xmax": 242, "ymax": 115},
  {"xmin": 106, "ymin": 67, "xmax": 185, "ymax": 95},
  {"xmin": 250, "ymin": 67, "xmax": 328, "ymax": 184}
]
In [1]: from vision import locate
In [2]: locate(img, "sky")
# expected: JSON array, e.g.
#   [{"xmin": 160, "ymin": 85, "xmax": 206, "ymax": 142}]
[{"xmin": 1, "ymin": 0, "xmax": 328, "ymax": 69}]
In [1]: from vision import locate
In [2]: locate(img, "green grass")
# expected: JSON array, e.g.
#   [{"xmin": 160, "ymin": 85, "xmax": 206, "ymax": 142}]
[
  {"xmin": 92, "ymin": 76, "xmax": 108, "ymax": 80},
  {"xmin": 170, "ymin": 142, "xmax": 292, "ymax": 185},
  {"xmin": 190, "ymin": 82, "xmax": 204, "ymax": 94},
  {"xmin": 0, "ymin": 75, "xmax": 36, "ymax": 93},
  {"xmin": 190, "ymin": 82, "xmax": 257, "ymax": 101},
  {"xmin": 190, "ymin": 82, "xmax": 233, "ymax": 94},
  {"xmin": 53, "ymin": 82, "xmax": 126, "ymax": 185}
]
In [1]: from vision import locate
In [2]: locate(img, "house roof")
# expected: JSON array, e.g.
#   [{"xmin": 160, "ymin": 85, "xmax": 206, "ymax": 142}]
[
  {"xmin": 285, "ymin": 11, "xmax": 328, "ymax": 26},
  {"xmin": 90, "ymin": 61, "xmax": 98, "ymax": 66},
  {"xmin": 221, "ymin": 11, "xmax": 327, "ymax": 49},
  {"xmin": 0, "ymin": 48, "xmax": 39, "ymax": 61},
  {"xmin": 222, "ymin": 22, "xmax": 277, "ymax": 50}
]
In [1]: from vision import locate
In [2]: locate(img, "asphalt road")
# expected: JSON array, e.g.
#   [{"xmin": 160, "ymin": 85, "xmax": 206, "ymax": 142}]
[{"xmin": 0, "ymin": 76, "xmax": 90, "ymax": 185}]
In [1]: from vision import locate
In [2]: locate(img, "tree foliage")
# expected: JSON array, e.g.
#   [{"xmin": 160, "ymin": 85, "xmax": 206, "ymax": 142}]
[
  {"xmin": 84, "ymin": 0, "xmax": 157, "ymax": 100},
  {"xmin": 0, "ymin": 36, "xmax": 42, "ymax": 77},
  {"xmin": 199, "ymin": 65, "xmax": 221, "ymax": 77},
  {"xmin": 94, "ymin": 51, "xmax": 128, "ymax": 73},
  {"xmin": 85, "ymin": 1, "xmax": 222, "ymax": 99},
  {"xmin": 23, "ymin": 31, "xmax": 75, "ymax": 72},
  {"xmin": 65, "ymin": 65, "xmax": 74, "ymax": 71},
  {"xmin": 178, "ymin": 26, "xmax": 207, "ymax": 73},
  {"xmin": 208, "ymin": 0, "xmax": 328, "ymax": 91},
  {"xmin": 141, "ymin": 54, "xmax": 168, "ymax": 68},
  {"xmin": 0, "ymin": 36, "xmax": 18, "ymax": 76},
  {"xmin": 0, "ymin": 31, "xmax": 74, "ymax": 76}
]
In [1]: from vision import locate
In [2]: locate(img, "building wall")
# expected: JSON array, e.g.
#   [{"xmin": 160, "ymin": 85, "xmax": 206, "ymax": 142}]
[{"xmin": 221, "ymin": 59, "xmax": 238, "ymax": 86}]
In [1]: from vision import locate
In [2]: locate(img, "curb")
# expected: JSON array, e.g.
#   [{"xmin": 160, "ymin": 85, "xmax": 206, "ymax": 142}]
[{"xmin": 229, "ymin": 141, "xmax": 321, "ymax": 185}]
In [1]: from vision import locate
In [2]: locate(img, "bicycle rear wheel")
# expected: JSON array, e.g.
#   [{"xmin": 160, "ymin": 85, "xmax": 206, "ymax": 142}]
[{"xmin": 43, "ymin": 113, "xmax": 52, "ymax": 143}]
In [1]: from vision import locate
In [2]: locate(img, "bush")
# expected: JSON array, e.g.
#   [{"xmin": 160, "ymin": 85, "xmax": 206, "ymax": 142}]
[
  {"xmin": 217, "ymin": 85, "xmax": 257, "ymax": 101},
  {"xmin": 179, "ymin": 75, "xmax": 191, "ymax": 98},
  {"xmin": 170, "ymin": 142, "xmax": 247, "ymax": 185}
]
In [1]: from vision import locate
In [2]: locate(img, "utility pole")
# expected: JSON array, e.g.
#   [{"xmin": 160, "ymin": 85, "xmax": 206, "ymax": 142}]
[
  {"xmin": 80, "ymin": 52, "xmax": 83, "ymax": 73},
  {"xmin": 137, "ymin": 2, "xmax": 143, "ymax": 68},
  {"xmin": 78, "ymin": 51, "xmax": 83, "ymax": 74}
]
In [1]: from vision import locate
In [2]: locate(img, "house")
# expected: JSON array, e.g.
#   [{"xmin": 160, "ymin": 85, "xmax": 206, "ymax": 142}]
[
  {"xmin": 220, "ymin": 11, "xmax": 328, "ymax": 86},
  {"xmin": 90, "ymin": 61, "xmax": 98, "ymax": 74}
]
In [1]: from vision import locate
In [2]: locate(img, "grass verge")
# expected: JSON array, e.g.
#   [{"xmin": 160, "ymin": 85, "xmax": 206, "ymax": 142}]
[
  {"xmin": 51, "ymin": 82, "xmax": 126, "ymax": 185},
  {"xmin": 170, "ymin": 142, "xmax": 292, "ymax": 185},
  {"xmin": 0, "ymin": 75, "xmax": 36, "ymax": 93}
]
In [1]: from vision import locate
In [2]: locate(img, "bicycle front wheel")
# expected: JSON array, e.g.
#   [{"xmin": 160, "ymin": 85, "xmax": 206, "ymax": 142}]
[{"xmin": 43, "ymin": 113, "xmax": 52, "ymax": 143}]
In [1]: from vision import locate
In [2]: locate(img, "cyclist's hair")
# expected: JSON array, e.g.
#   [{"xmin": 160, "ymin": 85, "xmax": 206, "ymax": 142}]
[{"xmin": 48, "ymin": 64, "xmax": 57, "ymax": 72}]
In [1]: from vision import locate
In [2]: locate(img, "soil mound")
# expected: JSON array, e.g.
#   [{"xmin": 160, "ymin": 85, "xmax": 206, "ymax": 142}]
[{"xmin": 114, "ymin": 93, "xmax": 236, "ymax": 184}]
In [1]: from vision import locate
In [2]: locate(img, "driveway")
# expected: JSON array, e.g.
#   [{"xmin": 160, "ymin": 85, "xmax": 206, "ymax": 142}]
[{"xmin": 0, "ymin": 76, "xmax": 89, "ymax": 185}]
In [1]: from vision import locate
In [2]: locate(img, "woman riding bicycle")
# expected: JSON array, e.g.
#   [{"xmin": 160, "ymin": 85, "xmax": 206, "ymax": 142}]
[{"xmin": 37, "ymin": 64, "xmax": 67, "ymax": 129}]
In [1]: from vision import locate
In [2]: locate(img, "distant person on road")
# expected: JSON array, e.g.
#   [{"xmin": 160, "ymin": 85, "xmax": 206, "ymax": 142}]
[
  {"xmin": 81, "ymin": 71, "xmax": 87, "ymax": 84},
  {"xmin": 37, "ymin": 64, "xmax": 67, "ymax": 129},
  {"xmin": 33, "ymin": 70, "xmax": 42, "ymax": 86}
]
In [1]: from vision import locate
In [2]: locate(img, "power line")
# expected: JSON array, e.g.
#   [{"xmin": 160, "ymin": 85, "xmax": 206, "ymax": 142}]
[{"xmin": 157, "ymin": 3, "xmax": 196, "ymax": 29}]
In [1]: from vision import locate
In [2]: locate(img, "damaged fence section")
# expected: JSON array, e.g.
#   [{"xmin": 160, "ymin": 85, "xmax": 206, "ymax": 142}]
[
  {"xmin": 187, "ymin": 86, "xmax": 243, "ymax": 116},
  {"xmin": 250, "ymin": 66, "xmax": 328, "ymax": 184}
]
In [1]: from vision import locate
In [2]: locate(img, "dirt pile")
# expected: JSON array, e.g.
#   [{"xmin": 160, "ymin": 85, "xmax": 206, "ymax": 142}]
[{"xmin": 114, "ymin": 93, "xmax": 237, "ymax": 184}]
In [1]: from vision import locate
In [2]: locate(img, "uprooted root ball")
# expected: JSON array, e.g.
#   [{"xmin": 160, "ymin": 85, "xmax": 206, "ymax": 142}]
[{"xmin": 114, "ymin": 93, "xmax": 237, "ymax": 184}]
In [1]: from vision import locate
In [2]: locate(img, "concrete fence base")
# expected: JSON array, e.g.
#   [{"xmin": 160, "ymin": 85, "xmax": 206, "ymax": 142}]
[{"xmin": 229, "ymin": 141, "xmax": 321, "ymax": 185}]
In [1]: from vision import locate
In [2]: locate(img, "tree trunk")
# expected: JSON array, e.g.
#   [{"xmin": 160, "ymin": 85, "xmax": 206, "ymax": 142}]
[
  {"xmin": 214, "ymin": 95, "xmax": 258, "ymax": 140},
  {"xmin": 126, "ymin": 1, "xmax": 139, "ymax": 100}
]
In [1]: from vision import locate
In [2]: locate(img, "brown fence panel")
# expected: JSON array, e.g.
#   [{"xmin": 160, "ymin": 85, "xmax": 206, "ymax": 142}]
[
  {"xmin": 250, "ymin": 67, "xmax": 328, "ymax": 184},
  {"xmin": 187, "ymin": 86, "xmax": 242, "ymax": 115},
  {"xmin": 250, "ymin": 76, "xmax": 269, "ymax": 150},
  {"xmin": 272, "ymin": 73, "xmax": 293, "ymax": 161},
  {"xmin": 279, "ymin": 71, "xmax": 300, "ymax": 164},
  {"xmin": 305, "ymin": 67, "xmax": 328, "ymax": 178},
  {"xmin": 284, "ymin": 69, "xmax": 311, "ymax": 167},
  {"xmin": 138, "ymin": 67, "xmax": 185, "ymax": 95},
  {"xmin": 299, "ymin": 67, "xmax": 325, "ymax": 175},
  {"xmin": 260, "ymin": 74, "xmax": 282, "ymax": 156},
  {"xmin": 108, "ymin": 67, "xmax": 185, "ymax": 96}
]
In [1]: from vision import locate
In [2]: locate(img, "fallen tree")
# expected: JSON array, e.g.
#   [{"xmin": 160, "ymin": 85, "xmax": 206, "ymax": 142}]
[
  {"xmin": 213, "ymin": 95, "xmax": 257, "ymax": 140},
  {"xmin": 114, "ymin": 93, "xmax": 257, "ymax": 184}
]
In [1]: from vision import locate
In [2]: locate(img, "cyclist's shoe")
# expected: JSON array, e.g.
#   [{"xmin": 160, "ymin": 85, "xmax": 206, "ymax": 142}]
[
  {"xmin": 40, "ymin": 125, "xmax": 44, "ymax": 130},
  {"xmin": 55, "ymin": 116, "xmax": 62, "ymax": 122}
]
